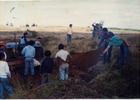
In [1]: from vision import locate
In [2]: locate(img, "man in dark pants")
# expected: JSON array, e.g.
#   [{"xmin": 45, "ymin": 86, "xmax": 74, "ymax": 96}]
[
  {"xmin": 100, "ymin": 35, "xmax": 130, "ymax": 68},
  {"xmin": 98, "ymin": 28, "xmax": 115, "ymax": 64}
]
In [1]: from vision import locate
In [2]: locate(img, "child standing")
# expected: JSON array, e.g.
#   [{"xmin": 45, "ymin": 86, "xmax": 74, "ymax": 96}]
[
  {"xmin": 40, "ymin": 50, "xmax": 54, "ymax": 86},
  {"xmin": 0, "ymin": 52, "xmax": 14, "ymax": 99},
  {"xmin": 55, "ymin": 44, "xmax": 72, "ymax": 81},
  {"xmin": 21, "ymin": 40, "xmax": 35, "ymax": 79}
]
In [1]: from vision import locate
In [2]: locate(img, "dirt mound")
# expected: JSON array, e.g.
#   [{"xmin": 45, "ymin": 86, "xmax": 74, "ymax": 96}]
[{"xmin": 70, "ymin": 48, "xmax": 102, "ymax": 72}]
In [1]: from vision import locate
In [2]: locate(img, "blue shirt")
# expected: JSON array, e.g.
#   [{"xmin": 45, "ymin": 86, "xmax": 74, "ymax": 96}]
[
  {"xmin": 21, "ymin": 45, "xmax": 35, "ymax": 58},
  {"xmin": 108, "ymin": 36, "xmax": 123, "ymax": 47},
  {"xmin": 20, "ymin": 36, "xmax": 28, "ymax": 45},
  {"xmin": 92, "ymin": 25, "xmax": 99, "ymax": 32},
  {"xmin": 98, "ymin": 31, "xmax": 115, "ymax": 47}
]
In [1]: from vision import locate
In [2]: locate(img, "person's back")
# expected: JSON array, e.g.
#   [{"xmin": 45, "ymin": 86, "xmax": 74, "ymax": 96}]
[
  {"xmin": 21, "ymin": 40, "xmax": 35, "ymax": 78},
  {"xmin": 40, "ymin": 50, "xmax": 54, "ymax": 86},
  {"xmin": 40, "ymin": 57, "xmax": 54, "ymax": 74},
  {"xmin": 22, "ymin": 45, "xmax": 35, "ymax": 58},
  {"xmin": 55, "ymin": 44, "xmax": 72, "ymax": 80}
]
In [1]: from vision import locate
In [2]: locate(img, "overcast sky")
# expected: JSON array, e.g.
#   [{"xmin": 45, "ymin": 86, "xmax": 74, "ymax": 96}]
[{"xmin": 0, "ymin": 0, "xmax": 140, "ymax": 29}]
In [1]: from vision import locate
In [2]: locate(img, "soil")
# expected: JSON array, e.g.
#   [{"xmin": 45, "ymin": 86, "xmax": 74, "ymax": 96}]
[
  {"xmin": 9, "ymin": 47, "xmax": 103, "ymax": 88},
  {"xmin": 70, "ymin": 48, "xmax": 102, "ymax": 72}
]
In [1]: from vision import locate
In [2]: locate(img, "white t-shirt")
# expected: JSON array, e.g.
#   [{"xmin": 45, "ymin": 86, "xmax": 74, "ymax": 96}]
[
  {"xmin": 0, "ymin": 61, "xmax": 11, "ymax": 78},
  {"xmin": 55, "ymin": 49, "xmax": 70, "ymax": 61}
]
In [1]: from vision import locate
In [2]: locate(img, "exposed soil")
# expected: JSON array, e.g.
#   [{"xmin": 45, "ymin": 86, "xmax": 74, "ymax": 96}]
[
  {"xmin": 9, "ymin": 47, "xmax": 102, "ymax": 88},
  {"xmin": 70, "ymin": 48, "xmax": 102, "ymax": 72}
]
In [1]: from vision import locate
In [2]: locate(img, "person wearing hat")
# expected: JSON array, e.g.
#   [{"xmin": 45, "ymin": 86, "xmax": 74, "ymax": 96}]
[
  {"xmin": 0, "ymin": 41, "xmax": 5, "ymax": 53},
  {"xmin": 21, "ymin": 40, "xmax": 35, "ymax": 79},
  {"xmin": 98, "ymin": 27, "xmax": 115, "ymax": 64},
  {"xmin": 100, "ymin": 35, "xmax": 130, "ymax": 68},
  {"xmin": 0, "ymin": 41, "xmax": 7, "ymax": 60},
  {"xmin": 54, "ymin": 44, "xmax": 72, "ymax": 81},
  {"xmin": 92, "ymin": 23, "xmax": 99, "ymax": 39},
  {"xmin": 18, "ymin": 32, "xmax": 28, "ymax": 54}
]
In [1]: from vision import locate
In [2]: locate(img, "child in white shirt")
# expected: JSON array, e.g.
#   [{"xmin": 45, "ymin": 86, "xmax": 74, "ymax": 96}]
[{"xmin": 0, "ymin": 52, "xmax": 14, "ymax": 99}]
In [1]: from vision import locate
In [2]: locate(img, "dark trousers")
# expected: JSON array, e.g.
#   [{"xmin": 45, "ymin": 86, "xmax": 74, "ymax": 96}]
[
  {"xmin": 103, "ymin": 43, "xmax": 113, "ymax": 63},
  {"xmin": 118, "ymin": 42, "xmax": 130, "ymax": 67}
]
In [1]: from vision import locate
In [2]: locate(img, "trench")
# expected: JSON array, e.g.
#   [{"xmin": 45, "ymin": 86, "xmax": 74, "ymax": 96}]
[{"xmin": 9, "ymin": 48, "xmax": 102, "ymax": 89}]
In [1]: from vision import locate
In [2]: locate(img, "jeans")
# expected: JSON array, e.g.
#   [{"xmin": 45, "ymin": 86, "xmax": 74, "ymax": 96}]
[
  {"xmin": 118, "ymin": 42, "xmax": 130, "ymax": 67},
  {"xmin": 25, "ymin": 57, "xmax": 34, "ymax": 75},
  {"xmin": 67, "ymin": 34, "xmax": 72, "ymax": 44},
  {"xmin": 42, "ymin": 73, "xmax": 52, "ymax": 86},
  {"xmin": 0, "ymin": 78, "xmax": 14, "ymax": 99},
  {"xmin": 59, "ymin": 64, "xmax": 69, "ymax": 80},
  {"xmin": 103, "ymin": 42, "xmax": 113, "ymax": 63},
  {"xmin": 92, "ymin": 32, "xmax": 97, "ymax": 39}
]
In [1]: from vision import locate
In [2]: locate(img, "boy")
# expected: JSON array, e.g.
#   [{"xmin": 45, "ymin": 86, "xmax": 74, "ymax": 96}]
[
  {"xmin": 0, "ymin": 52, "xmax": 14, "ymax": 99},
  {"xmin": 40, "ymin": 50, "xmax": 54, "ymax": 86},
  {"xmin": 66, "ymin": 24, "xmax": 73, "ymax": 45},
  {"xmin": 98, "ymin": 28, "xmax": 115, "ymax": 64},
  {"xmin": 55, "ymin": 44, "xmax": 72, "ymax": 81},
  {"xmin": 21, "ymin": 40, "xmax": 35, "ymax": 79},
  {"xmin": 100, "ymin": 35, "xmax": 130, "ymax": 68}
]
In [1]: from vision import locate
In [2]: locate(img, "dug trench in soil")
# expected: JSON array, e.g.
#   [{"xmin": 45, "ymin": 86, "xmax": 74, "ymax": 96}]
[
  {"xmin": 10, "ymin": 48, "xmax": 103, "ymax": 88},
  {"xmin": 53, "ymin": 47, "xmax": 103, "ymax": 82},
  {"xmin": 69, "ymin": 47, "xmax": 102, "ymax": 82}
]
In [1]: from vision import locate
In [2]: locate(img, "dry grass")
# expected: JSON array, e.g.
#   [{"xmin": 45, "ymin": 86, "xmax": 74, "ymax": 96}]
[{"xmin": 1, "ymin": 30, "xmax": 140, "ymax": 99}]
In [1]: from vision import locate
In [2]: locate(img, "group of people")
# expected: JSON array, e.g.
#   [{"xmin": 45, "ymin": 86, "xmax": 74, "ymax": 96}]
[
  {"xmin": 0, "ymin": 33, "xmax": 72, "ymax": 98},
  {"xmin": 93, "ymin": 23, "xmax": 130, "ymax": 67},
  {"xmin": 92, "ymin": 23, "xmax": 104, "ymax": 39},
  {"xmin": 0, "ymin": 24, "xmax": 130, "ymax": 99}
]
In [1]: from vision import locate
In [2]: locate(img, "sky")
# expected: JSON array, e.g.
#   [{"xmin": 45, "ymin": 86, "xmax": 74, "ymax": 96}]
[{"xmin": 0, "ymin": 0, "xmax": 140, "ymax": 29}]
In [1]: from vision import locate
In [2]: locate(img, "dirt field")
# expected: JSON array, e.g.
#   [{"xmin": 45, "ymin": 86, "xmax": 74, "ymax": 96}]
[{"xmin": 0, "ymin": 27, "xmax": 140, "ymax": 98}]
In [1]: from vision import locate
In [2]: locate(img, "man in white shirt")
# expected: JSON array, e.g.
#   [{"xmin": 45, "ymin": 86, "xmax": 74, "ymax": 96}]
[
  {"xmin": 66, "ymin": 24, "xmax": 73, "ymax": 45},
  {"xmin": 55, "ymin": 44, "xmax": 72, "ymax": 80},
  {"xmin": 0, "ymin": 52, "xmax": 14, "ymax": 99}
]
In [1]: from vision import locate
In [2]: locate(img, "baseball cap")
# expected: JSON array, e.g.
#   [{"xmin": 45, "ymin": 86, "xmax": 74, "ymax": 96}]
[{"xmin": 0, "ymin": 41, "xmax": 5, "ymax": 46}]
